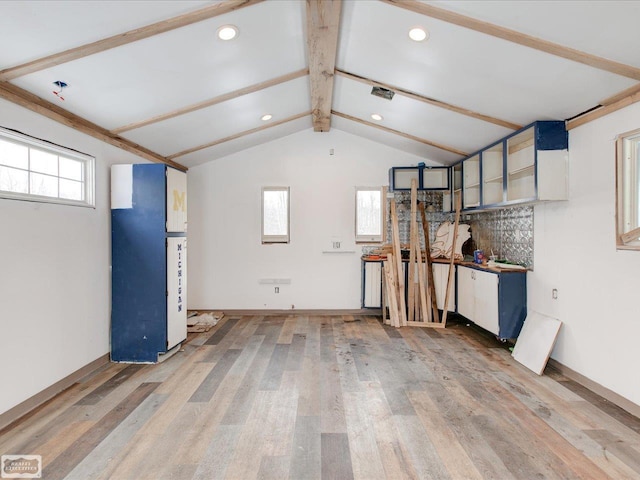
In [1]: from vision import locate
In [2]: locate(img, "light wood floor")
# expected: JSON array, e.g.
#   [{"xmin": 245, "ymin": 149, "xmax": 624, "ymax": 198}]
[{"xmin": 1, "ymin": 314, "xmax": 640, "ymax": 480}]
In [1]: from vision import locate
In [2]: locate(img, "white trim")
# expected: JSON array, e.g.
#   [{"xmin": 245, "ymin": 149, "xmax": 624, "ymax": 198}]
[
  {"xmin": 616, "ymin": 128, "xmax": 640, "ymax": 248},
  {"xmin": 0, "ymin": 126, "xmax": 95, "ymax": 208},
  {"xmin": 261, "ymin": 186, "xmax": 290, "ymax": 244},
  {"xmin": 355, "ymin": 186, "xmax": 384, "ymax": 243}
]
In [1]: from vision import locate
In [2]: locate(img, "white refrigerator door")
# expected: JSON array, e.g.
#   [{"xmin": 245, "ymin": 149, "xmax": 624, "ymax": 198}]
[
  {"xmin": 167, "ymin": 237, "xmax": 187, "ymax": 350},
  {"xmin": 166, "ymin": 167, "xmax": 187, "ymax": 232}
]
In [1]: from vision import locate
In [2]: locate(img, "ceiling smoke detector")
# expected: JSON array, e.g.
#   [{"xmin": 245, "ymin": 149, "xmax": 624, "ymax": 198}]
[{"xmin": 371, "ymin": 86, "xmax": 395, "ymax": 101}]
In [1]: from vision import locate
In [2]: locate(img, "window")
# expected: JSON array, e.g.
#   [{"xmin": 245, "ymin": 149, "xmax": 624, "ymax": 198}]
[
  {"xmin": 262, "ymin": 187, "xmax": 290, "ymax": 243},
  {"xmin": 616, "ymin": 128, "xmax": 640, "ymax": 249},
  {"xmin": 355, "ymin": 187, "xmax": 384, "ymax": 243},
  {"xmin": 0, "ymin": 127, "xmax": 95, "ymax": 207}
]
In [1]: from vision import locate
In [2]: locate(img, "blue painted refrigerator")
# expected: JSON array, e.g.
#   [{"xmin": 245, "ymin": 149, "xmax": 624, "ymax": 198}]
[{"xmin": 111, "ymin": 164, "xmax": 187, "ymax": 363}]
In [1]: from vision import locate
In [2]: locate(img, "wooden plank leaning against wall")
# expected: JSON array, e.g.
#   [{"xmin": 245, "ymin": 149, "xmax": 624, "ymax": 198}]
[{"xmin": 384, "ymin": 179, "xmax": 460, "ymax": 329}]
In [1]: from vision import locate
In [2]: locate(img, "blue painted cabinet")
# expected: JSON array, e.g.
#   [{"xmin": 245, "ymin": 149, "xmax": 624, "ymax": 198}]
[{"xmin": 111, "ymin": 164, "xmax": 187, "ymax": 363}]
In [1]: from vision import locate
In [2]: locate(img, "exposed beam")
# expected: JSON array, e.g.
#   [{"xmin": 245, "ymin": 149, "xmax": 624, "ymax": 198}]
[
  {"xmin": 112, "ymin": 68, "xmax": 309, "ymax": 134},
  {"xmin": 332, "ymin": 110, "xmax": 468, "ymax": 156},
  {"xmin": 306, "ymin": 0, "xmax": 342, "ymax": 132},
  {"xmin": 0, "ymin": 81, "xmax": 187, "ymax": 171},
  {"xmin": 382, "ymin": 0, "xmax": 640, "ymax": 81},
  {"xmin": 168, "ymin": 111, "xmax": 311, "ymax": 159},
  {"xmin": 600, "ymin": 83, "xmax": 640, "ymax": 107},
  {"xmin": 567, "ymin": 89, "xmax": 640, "ymax": 130},
  {"xmin": 0, "ymin": 0, "xmax": 263, "ymax": 81},
  {"xmin": 335, "ymin": 69, "xmax": 521, "ymax": 131}
]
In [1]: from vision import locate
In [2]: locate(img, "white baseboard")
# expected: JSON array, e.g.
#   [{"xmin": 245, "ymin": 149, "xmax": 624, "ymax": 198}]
[{"xmin": 204, "ymin": 309, "xmax": 382, "ymax": 316}]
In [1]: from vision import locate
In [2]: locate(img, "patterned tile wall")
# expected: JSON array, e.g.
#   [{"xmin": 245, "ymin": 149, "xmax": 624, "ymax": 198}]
[
  {"xmin": 363, "ymin": 192, "xmax": 534, "ymax": 268},
  {"xmin": 464, "ymin": 206, "xmax": 534, "ymax": 268}
]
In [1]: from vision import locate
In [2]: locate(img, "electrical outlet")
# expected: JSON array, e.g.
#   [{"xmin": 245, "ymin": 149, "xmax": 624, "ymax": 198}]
[
  {"xmin": 552, "ymin": 288, "xmax": 558, "ymax": 299},
  {"xmin": 275, "ymin": 287, "xmax": 279, "ymax": 294}
]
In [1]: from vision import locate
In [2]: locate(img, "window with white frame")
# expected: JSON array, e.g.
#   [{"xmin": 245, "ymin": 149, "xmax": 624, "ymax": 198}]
[
  {"xmin": 0, "ymin": 127, "xmax": 95, "ymax": 207},
  {"xmin": 262, "ymin": 187, "xmax": 290, "ymax": 243},
  {"xmin": 617, "ymin": 128, "xmax": 640, "ymax": 249},
  {"xmin": 355, "ymin": 186, "xmax": 384, "ymax": 243}
]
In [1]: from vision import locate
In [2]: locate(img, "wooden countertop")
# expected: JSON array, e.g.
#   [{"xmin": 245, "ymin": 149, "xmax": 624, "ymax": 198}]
[{"xmin": 362, "ymin": 255, "xmax": 528, "ymax": 273}]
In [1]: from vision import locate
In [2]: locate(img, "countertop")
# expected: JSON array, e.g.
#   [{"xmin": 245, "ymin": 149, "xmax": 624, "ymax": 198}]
[{"xmin": 361, "ymin": 255, "xmax": 528, "ymax": 273}]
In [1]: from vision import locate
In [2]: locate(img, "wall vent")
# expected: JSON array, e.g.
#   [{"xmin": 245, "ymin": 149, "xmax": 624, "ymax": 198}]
[{"xmin": 371, "ymin": 86, "xmax": 395, "ymax": 100}]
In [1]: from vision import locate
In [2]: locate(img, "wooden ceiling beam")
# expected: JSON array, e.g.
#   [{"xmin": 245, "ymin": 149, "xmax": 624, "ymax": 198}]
[
  {"xmin": 567, "ymin": 89, "xmax": 640, "ymax": 130},
  {"xmin": 0, "ymin": 0, "xmax": 264, "ymax": 81},
  {"xmin": 335, "ymin": 69, "xmax": 521, "ymax": 131},
  {"xmin": 0, "ymin": 81, "xmax": 187, "ymax": 171},
  {"xmin": 112, "ymin": 68, "xmax": 309, "ymax": 134},
  {"xmin": 382, "ymin": 0, "xmax": 640, "ymax": 81},
  {"xmin": 168, "ymin": 111, "xmax": 311, "ymax": 159},
  {"xmin": 332, "ymin": 110, "xmax": 468, "ymax": 156},
  {"xmin": 599, "ymin": 83, "xmax": 640, "ymax": 107},
  {"xmin": 306, "ymin": 0, "xmax": 342, "ymax": 132}
]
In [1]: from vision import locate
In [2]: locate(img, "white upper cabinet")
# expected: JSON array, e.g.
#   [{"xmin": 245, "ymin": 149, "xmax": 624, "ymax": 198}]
[
  {"xmin": 462, "ymin": 154, "xmax": 480, "ymax": 209},
  {"xmin": 446, "ymin": 121, "xmax": 568, "ymax": 212},
  {"xmin": 506, "ymin": 123, "xmax": 569, "ymax": 203},
  {"xmin": 482, "ymin": 142, "xmax": 505, "ymax": 206},
  {"xmin": 166, "ymin": 167, "xmax": 187, "ymax": 232}
]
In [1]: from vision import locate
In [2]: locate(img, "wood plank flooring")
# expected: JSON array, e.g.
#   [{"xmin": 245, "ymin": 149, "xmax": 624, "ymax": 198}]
[{"xmin": 1, "ymin": 314, "xmax": 640, "ymax": 479}]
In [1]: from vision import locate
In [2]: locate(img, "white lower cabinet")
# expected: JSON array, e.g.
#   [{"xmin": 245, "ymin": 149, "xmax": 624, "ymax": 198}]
[
  {"xmin": 407, "ymin": 263, "xmax": 455, "ymax": 313},
  {"xmin": 457, "ymin": 266, "xmax": 500, "ymax": 336},
  {"xmin": 368, "ymin": 261, "xmax": 455, "ymax": 313},
  {"xmin": 432, "ymin": 263, "xmax": 455, "ymax": 312},
  {"xmin": 362, "ymin": 261, "xmax": 382, "ymax": 308}
]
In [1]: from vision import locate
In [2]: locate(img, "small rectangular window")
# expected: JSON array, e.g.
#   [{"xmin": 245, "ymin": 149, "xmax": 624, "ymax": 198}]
[
  {"xmin": 616, "ymin": 128, "xmax": 640, "ymax": 250},
  {"xmin": 355, "ymin": 187, "xmax": 384, "ymax": 243},
  {"xmin": 0, "ymin": 127, "xmax": 95, "ymax": 207},
  {"xmin": 262, "ymin": 187, "xmax": 290, "ymax": 243}
]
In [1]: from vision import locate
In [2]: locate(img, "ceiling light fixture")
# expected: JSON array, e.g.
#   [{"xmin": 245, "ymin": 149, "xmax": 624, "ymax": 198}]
[
  {"xmin": 261, "ymin": 114, "xmax": 273, "ymax": 121},
  {"xmin": 409, "ymin": 27, "xmax": 428, "ymax": 42},
  {"xmin": 371, "ymin": 113, "xmax": 383, "ymax": 121},
  {"xmin": 217, "ymin": 25, "xmax": 238, "ymax": 41}
]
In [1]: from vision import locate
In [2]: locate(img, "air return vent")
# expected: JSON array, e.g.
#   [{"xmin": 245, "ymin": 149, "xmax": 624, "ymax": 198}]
[{"xmin": 371, "ymin": 86, "xmax": 395, "ymax": 100}]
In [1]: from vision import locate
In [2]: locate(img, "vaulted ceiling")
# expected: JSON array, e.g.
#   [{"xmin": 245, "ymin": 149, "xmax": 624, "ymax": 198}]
[{"xmin": 1, "ymin": 0, "xmax": 639, "ymax": 171}]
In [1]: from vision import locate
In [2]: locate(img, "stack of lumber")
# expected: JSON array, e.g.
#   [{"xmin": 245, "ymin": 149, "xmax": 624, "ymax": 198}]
[{"xmin": 382, "ymin": 179, "xmax": 461, "ymax": 329}]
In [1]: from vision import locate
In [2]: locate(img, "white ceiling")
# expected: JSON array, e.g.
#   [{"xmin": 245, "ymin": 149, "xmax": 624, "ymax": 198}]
[{"xmin": 1, "ymin": 0, "xmax": 639, "ymax": 169}]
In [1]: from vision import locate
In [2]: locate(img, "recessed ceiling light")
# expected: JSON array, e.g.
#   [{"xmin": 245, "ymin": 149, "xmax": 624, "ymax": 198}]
[
  {"xmin": 217, "ymin": 25, "xmax": 238, "ymax": 41},
  {"xmin": 409, "ymin": 27, "xmax": 428, "ymax": 42},
  {"xmin": 371, "ymin": 113, "xmax": 383, "ymax": 121},
  {"xmin": 261, "ymin": 114, "xmax": 273, "ymax": 121}
]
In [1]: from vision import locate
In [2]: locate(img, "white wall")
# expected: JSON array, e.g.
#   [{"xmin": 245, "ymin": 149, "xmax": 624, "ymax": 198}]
[
  {"xmin": 0, "ymin": 99, "xmax": 147, "ymax": 416},
  {"xmin": 188, "ymin": 128, "xmax": 437, "ymax": 310},
  {"xmin": 530, "ymin": 102, "xmax": 640, "ymax": 408}
]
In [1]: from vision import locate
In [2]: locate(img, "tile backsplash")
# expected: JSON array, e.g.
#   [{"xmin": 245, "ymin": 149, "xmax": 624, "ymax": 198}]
[
  {"xmin": 363, "ymin": 191, "xmax": 534, "ymax": 269},
  {"xmin": 463, "ymin": 206, "xmax": 534, "ymax": 268}
]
